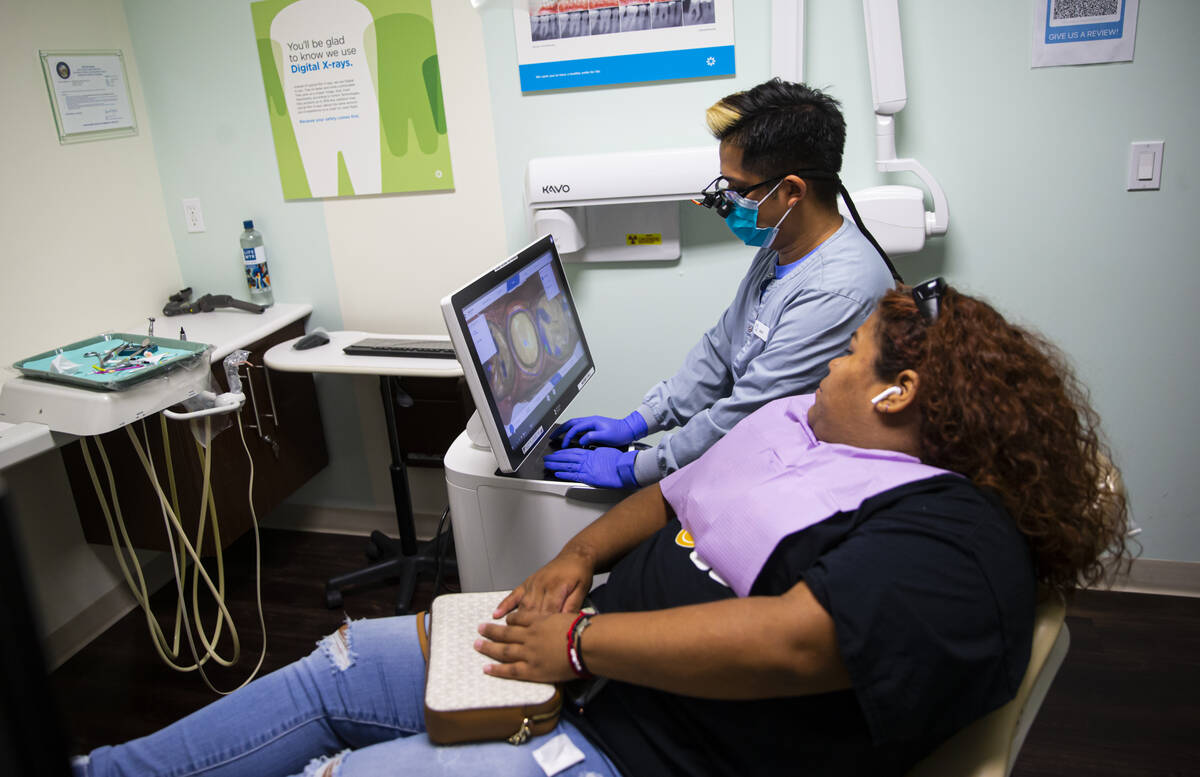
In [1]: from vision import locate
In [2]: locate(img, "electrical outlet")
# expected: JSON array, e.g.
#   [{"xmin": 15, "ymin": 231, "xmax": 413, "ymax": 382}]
[{"xmin": 182, "ymin": 198, "xmax": 206, "ymax": 233}]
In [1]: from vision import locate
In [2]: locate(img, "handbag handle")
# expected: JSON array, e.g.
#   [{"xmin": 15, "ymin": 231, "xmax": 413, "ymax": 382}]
[{"xmin": 417, "ymin": 610, "xmax": 430, "ymax": 663}]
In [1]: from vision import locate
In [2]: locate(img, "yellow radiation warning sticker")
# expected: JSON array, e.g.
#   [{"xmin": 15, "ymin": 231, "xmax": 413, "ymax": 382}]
[
  {"xmin": 675, "ymin": 528, "xmax": 694, "ymax": 548},
  {"xmin": 626, "ymin": 233, "xmax": 663, "ymax": 246}
]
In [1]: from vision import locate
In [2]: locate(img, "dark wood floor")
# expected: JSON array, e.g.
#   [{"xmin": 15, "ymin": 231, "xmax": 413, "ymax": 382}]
[
  {"xmin": 1012, "ymin": 587, "xmax": 1200, "ymax": 776},
  {"xmin": 49, "ymin": 528, "xmax": 1200, "ymax": 775}
]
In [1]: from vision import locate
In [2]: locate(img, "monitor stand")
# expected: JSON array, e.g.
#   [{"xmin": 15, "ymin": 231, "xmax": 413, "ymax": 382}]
[
  {"xmin": 323, "ymin": 376, "xmax": 456, "ymax": 614},
  {"xmin": 464, "ymin": 410, "xmax": 636, "ymax": 490},
  {"xmin": 460, "ymin": 409, "xmax": 554, "ymax": 482}
]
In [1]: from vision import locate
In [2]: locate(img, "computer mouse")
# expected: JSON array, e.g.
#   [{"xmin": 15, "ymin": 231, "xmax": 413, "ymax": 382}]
[{"xmin": 294, "ymin": 330, "xmax": 330, "ymax": 350}]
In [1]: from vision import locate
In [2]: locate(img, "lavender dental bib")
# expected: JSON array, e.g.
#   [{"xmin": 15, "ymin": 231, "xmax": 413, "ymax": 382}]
[{"xmin": 660, "ymin": 394, "xmax": 954, "ymax": 596}]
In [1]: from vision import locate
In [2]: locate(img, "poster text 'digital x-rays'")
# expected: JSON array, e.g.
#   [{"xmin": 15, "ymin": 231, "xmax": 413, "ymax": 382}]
[
  {"xmin": 516, "ymin": 1, "xmax": 734, "ymax": 92},
  {"xmin": 251, "ymin": 0, "xmax": 453, "ymax": 200}
]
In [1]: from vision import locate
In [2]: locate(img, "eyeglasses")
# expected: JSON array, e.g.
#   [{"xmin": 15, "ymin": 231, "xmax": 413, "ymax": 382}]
[
  {"xmin": 911, "ymin": 277, "xmax": 946, "ymax": 323},
  {"xmin": 695, "ymin": 175, "xmax": 789, "ymax": 218},
  {"xmin": 695, "ymin": 170, "xmax": 842, "ymax": 218},
  {"xmin": 705, "ymin": 174, "xmax": 789, "ymax": 199}
]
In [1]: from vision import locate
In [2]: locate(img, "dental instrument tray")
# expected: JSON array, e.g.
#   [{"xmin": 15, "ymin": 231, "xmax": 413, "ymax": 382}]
[{"xmin": 13, "ymin": 333, "xmax": 212, "ymax": 391}]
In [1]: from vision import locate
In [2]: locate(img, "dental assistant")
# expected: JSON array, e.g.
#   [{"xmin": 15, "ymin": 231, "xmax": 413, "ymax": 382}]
[{"xmin": 544, "ymin": 79, "xmax": 897, "ymax": 489}]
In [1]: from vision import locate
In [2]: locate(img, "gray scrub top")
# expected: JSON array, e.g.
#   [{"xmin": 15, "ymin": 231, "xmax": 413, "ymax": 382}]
[{"xmin": 632, "ymin": 217, "xmax": 895, "ymax": 484}]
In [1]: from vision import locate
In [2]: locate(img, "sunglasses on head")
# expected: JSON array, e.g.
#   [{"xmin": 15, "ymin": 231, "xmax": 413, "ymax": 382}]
[{"xmin": 911, "ymin": 277, "xmax": 946, "ymax": 323}]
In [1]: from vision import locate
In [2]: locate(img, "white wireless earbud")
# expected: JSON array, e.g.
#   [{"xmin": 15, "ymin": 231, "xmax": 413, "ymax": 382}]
[{"xmin": 870, "ymin": 386, "xmax": 902, "ymax": 405}]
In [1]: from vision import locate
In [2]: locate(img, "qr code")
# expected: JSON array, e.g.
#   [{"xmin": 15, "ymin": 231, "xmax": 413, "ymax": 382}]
[{"xmin": 1051, "ymin": 0, "xmax": 1120, "ymax": 20}]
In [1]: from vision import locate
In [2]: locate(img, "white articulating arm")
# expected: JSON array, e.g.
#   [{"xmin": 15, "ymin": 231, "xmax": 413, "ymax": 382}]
[
  {"xmin": 862, "ymin": 0, "xmax": 948, "ymax": 237},
  {"xmin": 161, "ymin": 390, "xmax": 245, "ymax": 421}
]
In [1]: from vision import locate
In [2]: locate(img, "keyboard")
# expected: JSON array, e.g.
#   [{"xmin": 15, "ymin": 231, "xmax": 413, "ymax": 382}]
[{"xmin": 342, "ymin": 338, "xmax": 457, "ymax": 359}]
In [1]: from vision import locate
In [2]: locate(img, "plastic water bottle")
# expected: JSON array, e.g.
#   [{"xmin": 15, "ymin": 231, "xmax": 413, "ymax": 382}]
[{"xmin": 239, "ymin": 219, "xmax": 274, "ymax": 307}]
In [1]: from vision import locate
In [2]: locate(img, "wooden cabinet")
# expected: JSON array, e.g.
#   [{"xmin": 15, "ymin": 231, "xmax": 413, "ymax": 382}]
[
  {"xmin": 389, "ymin": 375, "xmax": 475, "ymax": 468},
  {"xmin": 61, "ymin": 319, "xmax": 327, "ymax": 554}
]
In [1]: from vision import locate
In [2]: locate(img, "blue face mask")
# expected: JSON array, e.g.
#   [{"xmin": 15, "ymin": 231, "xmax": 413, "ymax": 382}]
[{"xmin": 722, "ymin": 180, "xmax": 794, "ymax": 249}]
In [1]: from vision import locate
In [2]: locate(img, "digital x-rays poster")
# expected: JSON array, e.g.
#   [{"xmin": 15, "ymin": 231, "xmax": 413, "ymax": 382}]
[
  {"xmin": 251, "ymin": 0, "xmax": 453, "ymax": 199},
  {"xmin": 517, "ymin": 1, "xmax": 734, "ymax": 92}
]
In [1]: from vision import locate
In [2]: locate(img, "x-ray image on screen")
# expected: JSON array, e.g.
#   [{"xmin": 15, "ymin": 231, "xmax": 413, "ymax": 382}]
[
  {"xmin": 461, "ymin": 251, "xmax": 584, "ymax": 451},
  {"xmin": 444, "ymin": 235, "xmax": 595, "ymax": 472}
]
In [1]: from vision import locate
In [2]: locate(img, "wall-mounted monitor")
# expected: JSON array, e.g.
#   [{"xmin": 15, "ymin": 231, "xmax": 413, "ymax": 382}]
[{"xmin": 441, "ymin": 235, "xmax": 595, "ymax": 474}]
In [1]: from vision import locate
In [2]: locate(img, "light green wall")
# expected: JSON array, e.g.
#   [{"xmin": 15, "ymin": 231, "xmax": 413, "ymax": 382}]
[
  {"xmin": 119, "ymin": 0, "xmax": 1199, "ymax": 561},
  {"xmin": 123, "ymin": 0, "xmax": 373, "ymax": 509},
  {"xmin": 478, "ymin": 2, "xmax": 1199, "ymax": 563}
]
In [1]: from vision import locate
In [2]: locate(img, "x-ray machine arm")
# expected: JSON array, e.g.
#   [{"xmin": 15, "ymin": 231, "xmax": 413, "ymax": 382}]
[{"xmin": 862, "ymin": 0, "xmax": 949, "ymax": 238}]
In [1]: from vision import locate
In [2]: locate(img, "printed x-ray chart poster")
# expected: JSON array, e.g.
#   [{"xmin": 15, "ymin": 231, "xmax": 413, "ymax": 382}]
[
  {"xmin": 516, "ymin": 1, "xmax": 734, "ymax": 92},
  {"xmin": 251, "ymin": 0, "xmax": 453, "ymax": 200},
  {"xmin": 1031, "ymin": 0, "xmax": 1138, "ymax": 68}
]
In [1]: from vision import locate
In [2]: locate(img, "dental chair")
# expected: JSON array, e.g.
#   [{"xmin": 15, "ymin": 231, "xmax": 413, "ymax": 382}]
[
  {"xmin": 905, "ymin": 595, "xmax": 1068, "ymax": 777},
  {"xmin": 907, "ymin": 450, "xmax": 1121, "ymax": 777}
]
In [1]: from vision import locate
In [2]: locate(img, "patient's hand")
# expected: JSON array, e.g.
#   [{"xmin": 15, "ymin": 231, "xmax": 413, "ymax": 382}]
[
  {"xmin": 476, "ymin": 609, "xmax": 577, "ymax": 684},
  {"xmin": 493, "ymin": 550, "xmax": 594, "ymax": 619}
]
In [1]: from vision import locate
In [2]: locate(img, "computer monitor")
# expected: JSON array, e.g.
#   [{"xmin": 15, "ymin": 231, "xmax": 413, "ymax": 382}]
[{"xmin": 441, "ymin": 235, "xmax": 595, "ymax": 474}]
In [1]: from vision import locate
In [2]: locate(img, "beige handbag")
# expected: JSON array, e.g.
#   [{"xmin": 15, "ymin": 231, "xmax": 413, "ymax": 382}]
[{"xmin": 417, "ymin": 591, "xmax": 562, "ymax": 746}]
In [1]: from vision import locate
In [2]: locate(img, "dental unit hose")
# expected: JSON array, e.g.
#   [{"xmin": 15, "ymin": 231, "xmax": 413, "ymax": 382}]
[{"xmin": 79, "ymin": 350, "xmax": 267, "ymax": 694}]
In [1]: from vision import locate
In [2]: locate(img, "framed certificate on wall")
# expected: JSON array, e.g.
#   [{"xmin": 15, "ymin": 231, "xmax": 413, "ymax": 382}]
[{"xmin": 39, "ymin": 50, "xmax": 138, "ymax": 144}]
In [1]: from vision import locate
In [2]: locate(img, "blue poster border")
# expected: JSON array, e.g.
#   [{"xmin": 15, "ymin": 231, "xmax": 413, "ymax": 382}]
[
  {"xmin": 519, "ymin": 45, "xmax": 734, "ymax": 92},
  {"xmin": 1044, "ymin": 0, "xmax": 1126, "ymax": 44}
]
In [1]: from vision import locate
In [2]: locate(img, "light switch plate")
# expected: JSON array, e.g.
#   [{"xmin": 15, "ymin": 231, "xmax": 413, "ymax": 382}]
[{"xmin": 1127, "ymin": 141, "xmax": 1164, "ymax": 191}]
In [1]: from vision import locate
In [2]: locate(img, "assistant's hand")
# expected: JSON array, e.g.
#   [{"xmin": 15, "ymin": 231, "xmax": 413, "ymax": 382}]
[
  {"xmin": 475, "ymin": 609, "xmax": 579, "ymax": 684},
  {"xmin": 554, "ymin": 412, "xmax": 648, "ymax": 449},
  {"xmin": 492, "ymin": 550, "xmax": 595, "ymax": 619},
  {"xmin": 543, "ymin": 446, "xmax": 639, "ymax": 489}
]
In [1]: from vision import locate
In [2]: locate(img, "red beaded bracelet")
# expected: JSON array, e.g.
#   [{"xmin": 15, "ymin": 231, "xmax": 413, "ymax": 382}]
[{"xmin": 566, "ymin": 612, "xmax": 593, "ymax": 679}]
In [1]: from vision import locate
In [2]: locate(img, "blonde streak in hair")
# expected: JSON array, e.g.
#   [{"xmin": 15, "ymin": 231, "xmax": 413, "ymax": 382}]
[{"xmin": 705, "ymin": 101, "xmax": 742, "ymax": 137}]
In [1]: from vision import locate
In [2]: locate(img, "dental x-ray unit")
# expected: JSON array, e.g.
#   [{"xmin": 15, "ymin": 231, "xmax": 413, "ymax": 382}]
[
  {"xmin": 854, "ymin": 0, "xmax": 949, "ymax": 253},
  {"xmin": 525, "ymin": 0, "xmax": 947, "ymax": 263}
]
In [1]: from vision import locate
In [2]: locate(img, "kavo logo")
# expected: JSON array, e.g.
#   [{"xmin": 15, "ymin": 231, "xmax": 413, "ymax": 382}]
[{"xmin": 541, "ymin": 184, "xmax": 571, "ymax": 194}]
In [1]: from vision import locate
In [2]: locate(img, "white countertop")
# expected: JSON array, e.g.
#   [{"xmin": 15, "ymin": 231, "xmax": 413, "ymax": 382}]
[
  {"xmin": 0, "ymin": 421, "xmax": 57, "ymax": 471},
  {"xmin": 0, "ymin": 303, "xmax": 313, "ymax": 462},
  {"xmin": 264, "ymin": 331, "xmax": 463, "ymax": 378},
  {"xmin": 152, "ymin": 303, "xmax": 312, "ymax": 362}
]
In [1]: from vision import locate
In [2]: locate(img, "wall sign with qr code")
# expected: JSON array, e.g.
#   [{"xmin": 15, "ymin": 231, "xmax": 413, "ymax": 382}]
[{"xmin": 1031, "ymin": 0, "xmax": 1139, "ymax": 68}]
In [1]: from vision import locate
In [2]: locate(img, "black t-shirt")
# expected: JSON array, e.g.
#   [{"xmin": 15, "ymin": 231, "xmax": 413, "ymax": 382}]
[{"xmin": 568, "ymin": 475, "xmax": 1036, "ymax": 777}]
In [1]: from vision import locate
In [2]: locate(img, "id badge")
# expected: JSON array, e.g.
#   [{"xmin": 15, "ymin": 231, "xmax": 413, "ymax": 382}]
[{"xmin": 752, "ymin": 320, "xmax": 770, "ymax": 342}]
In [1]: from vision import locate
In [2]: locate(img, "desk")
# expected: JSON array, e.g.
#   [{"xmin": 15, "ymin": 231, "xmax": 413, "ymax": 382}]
[{"xmin": 264, "ymin": 331, "xmax": 463, "ymax": 614}]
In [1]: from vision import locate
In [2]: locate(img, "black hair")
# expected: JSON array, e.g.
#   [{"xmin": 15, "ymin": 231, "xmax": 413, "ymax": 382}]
[{"xmin": 707, "ymin": 79, "xmax": 846, "ymax": 207}]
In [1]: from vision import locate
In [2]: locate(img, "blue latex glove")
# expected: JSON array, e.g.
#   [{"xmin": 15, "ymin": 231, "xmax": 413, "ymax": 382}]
[
  {"xmin": 555, "ymin": 411, "xmax": 648, "ymax": 449},
  {"xmin": 543, "ymin": 447, "xmax": 640, "ymax": 489}
]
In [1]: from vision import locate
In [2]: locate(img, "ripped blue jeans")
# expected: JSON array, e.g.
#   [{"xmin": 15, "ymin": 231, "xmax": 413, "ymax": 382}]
[{"xmin": 76, "ymin": 616, "xmax": 621, "ymax": 777}]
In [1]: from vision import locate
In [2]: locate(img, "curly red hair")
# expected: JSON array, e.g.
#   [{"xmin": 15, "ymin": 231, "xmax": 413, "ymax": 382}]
[{"xmin": 873, "ymin": 286, "xmax": 1132, "ymax": 595}]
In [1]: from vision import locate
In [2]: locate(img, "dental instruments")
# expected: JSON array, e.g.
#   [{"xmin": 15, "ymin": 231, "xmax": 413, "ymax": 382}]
[{"xmin": 14, "ymin": 333, "xmax": 207, "ymax": 389}]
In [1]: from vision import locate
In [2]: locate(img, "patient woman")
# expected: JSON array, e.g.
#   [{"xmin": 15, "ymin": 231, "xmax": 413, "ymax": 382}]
[{"xmin": 76, "ymin": 281, "xmax": 1130, "ymax": 777}]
